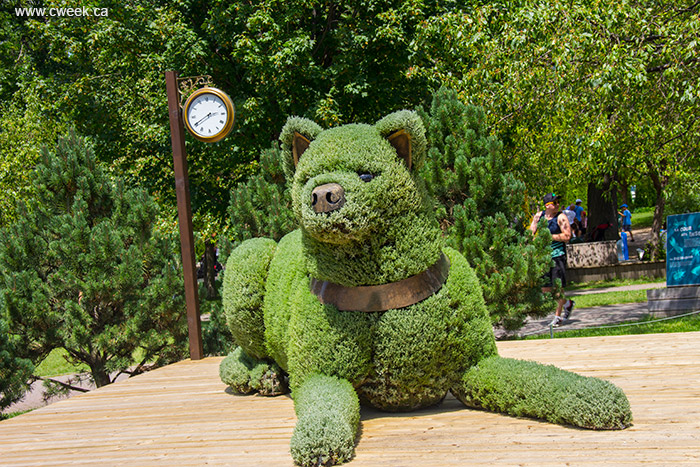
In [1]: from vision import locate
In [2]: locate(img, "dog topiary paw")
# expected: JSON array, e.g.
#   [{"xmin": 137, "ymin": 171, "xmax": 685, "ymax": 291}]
[
  {"xmin": 290, "ymin": 374, "xmax": 360, "ymax": 466},
  {"xmin": 219, "ymin": 346, "xmax": 288, "ymax": 396}
]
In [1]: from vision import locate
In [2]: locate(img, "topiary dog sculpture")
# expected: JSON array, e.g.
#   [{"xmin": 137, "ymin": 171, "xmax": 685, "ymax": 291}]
[{"xmin": 220, "ymin": 111, "xmax": 632, "ymax": 466}]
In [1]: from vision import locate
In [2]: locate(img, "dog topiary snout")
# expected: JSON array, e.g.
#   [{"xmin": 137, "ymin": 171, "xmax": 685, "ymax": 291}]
[{"xmin": 311, "ymin": 183, "xmax": 345, "ymax": 213}]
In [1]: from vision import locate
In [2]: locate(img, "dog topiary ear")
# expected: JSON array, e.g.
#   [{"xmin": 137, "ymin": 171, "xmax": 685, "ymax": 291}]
[
  {"xmin": 279, "ymin": 116, "xmax": 323, "ymax": 180},
  {"xmin": 375, "ymin": 110, "xmax": 427, "ymax": 171}
]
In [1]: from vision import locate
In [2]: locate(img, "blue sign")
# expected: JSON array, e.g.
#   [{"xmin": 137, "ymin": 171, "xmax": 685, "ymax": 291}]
[{"xmin": 667, "ymin": 212, "xmax": 700, "ymax": 287}]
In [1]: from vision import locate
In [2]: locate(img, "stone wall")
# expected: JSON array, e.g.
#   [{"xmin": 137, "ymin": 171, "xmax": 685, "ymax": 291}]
[
  {"xmin": 567, "ymin": 261, "xmax": 666, "ymax": 284},
  {"xmin": 566, "ymin": 240, "xmax": 618, "ymax": 268}
]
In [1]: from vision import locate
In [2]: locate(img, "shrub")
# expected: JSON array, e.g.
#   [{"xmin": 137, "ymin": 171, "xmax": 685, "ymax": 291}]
[
  {"xmin": 0, "ymin": 130, "xmax": 188, "ymax": 387},
  {"xmin": 0, "ymin": 317, "xmax": 34, "ymax": 414},
  {"xmin": 221, "ymin": 237, "xmax": 277, "ymax": 360},
  {"xmin": 219, "ymin": 347, "xmax": 286, "ymax": 395},
  {"xmin": 418, "ymin": 88, "xmax": 555, "ymax": 329},
  {"xmin": 228, "ymin": 145, "xmax": 297, "ymax": 246}
]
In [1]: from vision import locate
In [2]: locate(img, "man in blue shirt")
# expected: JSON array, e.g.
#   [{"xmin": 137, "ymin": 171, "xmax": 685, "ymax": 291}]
[
  {"xmin": 572, "ymin": 199, "xmax": 587, "ymax": 235},
  {"xmin": 618, "ymin": 204, "xmax": 634, "ymax": 242}
]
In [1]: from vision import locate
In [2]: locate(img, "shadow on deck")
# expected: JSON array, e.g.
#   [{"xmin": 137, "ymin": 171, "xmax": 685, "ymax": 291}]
[{"xmin": 2, "ymin": 332, "xmax": 699, "ymax": 465}]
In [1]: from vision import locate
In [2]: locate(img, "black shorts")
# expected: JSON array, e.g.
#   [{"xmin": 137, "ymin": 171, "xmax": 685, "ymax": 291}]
[{"xmin": 542, "ymin": 255, "xmax": 567, "ymax": 288}]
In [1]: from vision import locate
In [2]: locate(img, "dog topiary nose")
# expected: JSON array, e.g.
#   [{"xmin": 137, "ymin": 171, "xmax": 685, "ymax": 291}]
[{"xmin": 311, "ymin": 183, "xmax": 345, "ymax": 213}]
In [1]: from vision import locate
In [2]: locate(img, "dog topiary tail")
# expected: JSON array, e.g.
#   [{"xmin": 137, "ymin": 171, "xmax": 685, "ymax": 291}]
[{"xmin": 453, "ymin": 356, "xmax": 632, "ymax": 430}]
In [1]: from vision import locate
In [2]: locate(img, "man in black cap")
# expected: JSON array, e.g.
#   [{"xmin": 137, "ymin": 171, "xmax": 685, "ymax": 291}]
[{"xmin": 529, "ymin": 193, "xmax": 574, "ymax": 327}]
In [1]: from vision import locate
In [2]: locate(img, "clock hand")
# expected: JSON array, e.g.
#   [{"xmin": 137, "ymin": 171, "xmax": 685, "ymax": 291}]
[
  {"xmin": 194, "ymin": 112, "xmax": 221, "ymax": 127},
  {"xmin": 194, "ymin": 112, "xmax": 212, "ymax": 127}
]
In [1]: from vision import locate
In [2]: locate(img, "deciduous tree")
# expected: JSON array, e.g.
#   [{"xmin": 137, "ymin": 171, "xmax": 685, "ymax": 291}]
[{"xmin": 413, "ymin": 0, "xmax": 700, "ymax": 257}]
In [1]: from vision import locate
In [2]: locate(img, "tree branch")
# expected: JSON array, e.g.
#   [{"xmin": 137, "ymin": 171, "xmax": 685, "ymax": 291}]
[
  {"xmin": 33, "ymin": 376, "xmax": 90, "ymax": 393},
  {"xmin": 647, "ymin": 57, "xmax": 699, "ymax": 73},
  {"xmin": 673, "ymin": 1, "xmax": 700, "ymax": 17}
]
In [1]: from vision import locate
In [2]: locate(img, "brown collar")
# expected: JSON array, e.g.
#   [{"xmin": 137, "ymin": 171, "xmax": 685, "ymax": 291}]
[{"xmin": 309, "ymin": 254, "xmax": 450, "ymax": 312}]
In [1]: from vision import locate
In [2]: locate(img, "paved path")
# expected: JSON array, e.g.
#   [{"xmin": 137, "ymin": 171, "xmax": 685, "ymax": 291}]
[
  {"xmin": 515, "ymin": 302, "xmax": 651, "ymax": 337},
  {"xmin": 511, "ymin": 281, "xmax": 668, "ymax": 338}
]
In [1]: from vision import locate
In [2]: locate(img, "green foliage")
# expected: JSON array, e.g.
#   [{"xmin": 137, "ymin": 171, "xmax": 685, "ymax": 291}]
[
  {"xmin": 205, "ymin": 0, "xmax": 441, "ymax": 138},
  {"xmin": 455, "ymin": 356, "xmax": 633, "ymax": 429},
  {"xmin": 2, "ymin": 0, "xmax": 459, "ymax": 237},
  {"xmin": 279, "ymin": 117, "xmax": 324, "ymax": 183},
  {"xmin": 291, "ymin": 374, "xmax": 360, "ymax": 467},
  {"xmin": 200, "ymin": 293, "xmax": 235, "ymax": 357},
  {"xmin": 666, "ymin": 176, "xmax": 700, "ymax": 216},
  {"xmin": 0, "ymin": 317, "xmax": 34, "ymax": 412},
  {"xmin": 262, "ymin": 230, "xmax": 308, "ymax": 371},
  {"xmin": 264, "ymin": 233, "xmax": 374, "ymax": 393},
  {"xmin": 413, "ymin": 0, "xmax": 700, "ymax": 251},
  {"xmin": 418, "ymin": 88, "xmax": 554, "ymax": 329},
  {"xmin": 0, "ymin": 99, "xmax": 68, "ymax": 228},
  {"xmin": 283, "ymin": 111, "xmax": 442, "ymax": 286},
  {"xmin": 219, "ymin": 347, "xmax": 287, "ymax": 396},
  {"xmin": 356, "ymin": 247, "xmax": 497, "ymax": 411},
  {"xmin": 0, "ymin": 130, "xmax": 188, "ymax": 387},
  {"xmin": 222, "ymin": 237, "xmax": 277, "ymax": 359},
  {"xmin": 227, "ymin": 146, "xmax": 297, "ymax": 245},
  {"xmin": 221, "ymin": 113, "xmax": 632, "ymax": 465}
]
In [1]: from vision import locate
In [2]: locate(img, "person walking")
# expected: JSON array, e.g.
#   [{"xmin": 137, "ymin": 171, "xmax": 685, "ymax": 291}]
[
  {"xmin": 530, "ymin": 193, "xmax": 575, "ymax": 327},
  {"xmin": 572, "ymin": 199, "xmax": 587, "ymax": 235},
  {"xmin": 618, "ymin": 204, "xmax": 635, "ymax": 242}
]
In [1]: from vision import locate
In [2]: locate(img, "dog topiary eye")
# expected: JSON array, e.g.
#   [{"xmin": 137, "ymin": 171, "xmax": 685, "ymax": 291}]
[{"xmin": 359, "ymin": 173, "xmax": 375, "ymax": 182}]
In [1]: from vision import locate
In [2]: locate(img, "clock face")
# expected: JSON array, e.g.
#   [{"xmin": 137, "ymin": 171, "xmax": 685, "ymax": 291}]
[
  {"xmin": 186, "ymin": 93, "xmax": 229, "ymax": 138},
  {"xmin": 183, "ymin": 87, "xmax": 234, "ymax": 143}
]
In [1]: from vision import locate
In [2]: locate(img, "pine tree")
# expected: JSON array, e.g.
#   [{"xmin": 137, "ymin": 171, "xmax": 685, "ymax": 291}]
[
  {"xmin": 0, "ymin": 130, "xmax": 188, "ymax": 387},
  {"xmin": 227, "ymin": 145, "xmax": 295, "ymax": 245},
  {"xmin": 418, "ymin": 88, "xmax": 554, "ymax": 330},
  {"xmin": 0, "ymin": 316, "xmax": 34, "ymax": 414}
]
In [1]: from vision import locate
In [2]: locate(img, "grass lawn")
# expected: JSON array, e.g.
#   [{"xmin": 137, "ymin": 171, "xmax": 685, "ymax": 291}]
[
  {"xmin": 570, "ymin": 289, "xmax": 648, "ymax": 308},
  {"xmin": 566, "ymin": 277, "xmax": 663, "ymax": 291},
  {"xmin": 34, "ymin": 348, "xmax": 88, "ymax": 377},
  {"xmin": 631, "ymin": 208, "xmax": 655, "ymax": 229},
  {"xmin": 2, "ymin": 409, "xmax": 31, "ymax": 420}
]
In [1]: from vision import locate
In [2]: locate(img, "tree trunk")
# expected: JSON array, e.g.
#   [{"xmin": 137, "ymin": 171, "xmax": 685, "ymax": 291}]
[
  {"xmin": 586, "ymin": 175, "xmax": 619, "ymax": 242},
  {"xmin": 90, "ymin": 360, "xmax": 111, "ymax": 388},
  {"xmin": 619, "ymin": 178, "xmax": 630, "ymax": 206},
  {"xmin": 204, "ymin": 241, "xmax": 218, "ymax": 299},
  {"xmin": 648, "ymin": 167, "xmax": 669, "ymax": 260}
]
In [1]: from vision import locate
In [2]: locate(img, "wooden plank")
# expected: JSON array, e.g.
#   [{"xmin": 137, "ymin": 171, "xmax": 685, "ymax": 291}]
[{"xmin": 1, "ymin": 333, "xmax": 700, "ymax": 465}]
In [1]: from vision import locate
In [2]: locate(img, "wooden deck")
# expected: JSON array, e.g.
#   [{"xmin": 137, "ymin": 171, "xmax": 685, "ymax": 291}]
[{"xmin": 2, "ymin": 332, "xmax": 700, "ymax": 466}]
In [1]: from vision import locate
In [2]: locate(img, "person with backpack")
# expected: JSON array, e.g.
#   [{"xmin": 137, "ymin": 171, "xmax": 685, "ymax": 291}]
[{"xmin": 530, "ymin": 193, "xmax": 575, "ymax": 327}]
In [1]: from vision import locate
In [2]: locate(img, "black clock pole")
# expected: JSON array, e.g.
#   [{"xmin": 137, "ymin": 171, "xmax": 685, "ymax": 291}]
[{"xmin": 165, "ymin": 70, "xmax": 203, "ymax": 360}]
